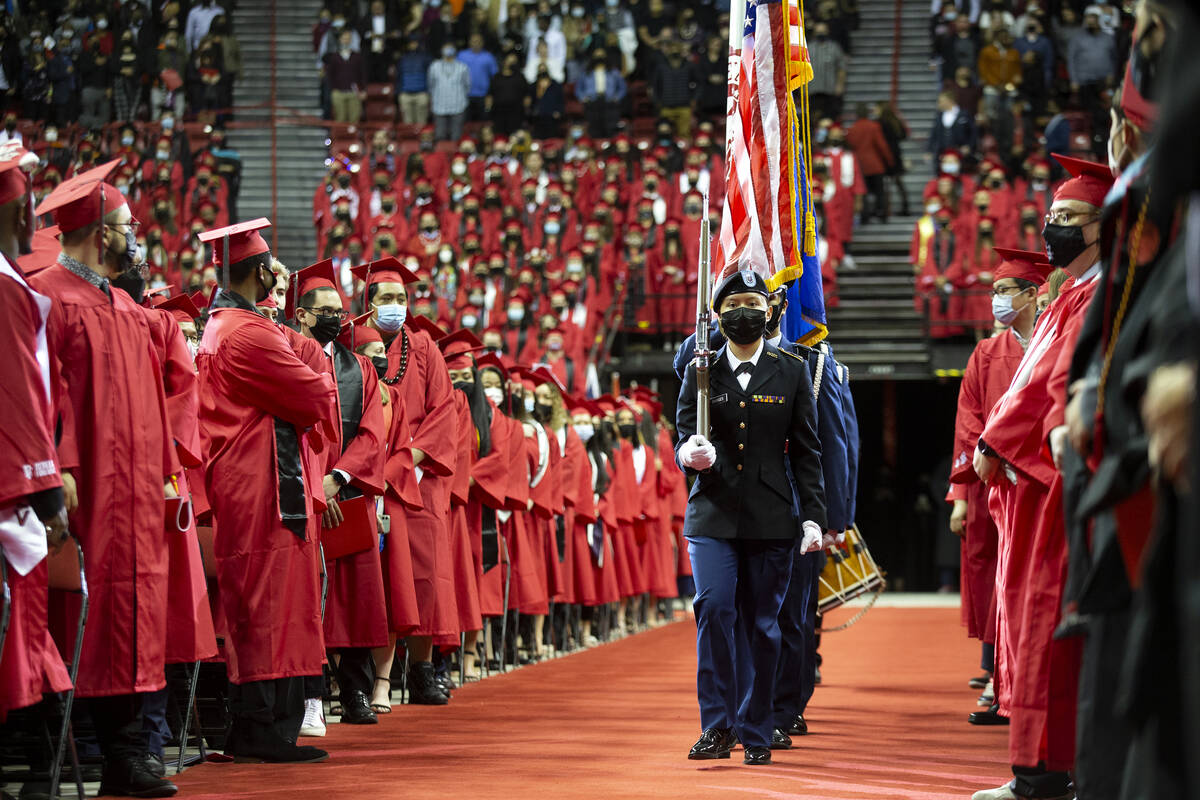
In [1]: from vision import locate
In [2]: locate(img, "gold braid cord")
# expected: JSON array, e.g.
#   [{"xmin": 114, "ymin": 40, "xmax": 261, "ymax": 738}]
[{"xmin": 1095, "ymin": 188, "xmax": 1152, "ymax": 418}]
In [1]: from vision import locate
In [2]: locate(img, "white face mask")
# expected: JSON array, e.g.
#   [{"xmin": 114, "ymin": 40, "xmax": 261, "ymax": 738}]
[
  {"xmin": 523, "ymin": 395, "xmax": 535, "ymax": 414},
  {"xmin": 507, "ymin": 307, "xmax": 523, "ymax": 323},
  {"xmin": 461, "ymin": 314, "xmax": 477, "ymax": 328},
  {"xmin": 992, "ymin": 292, "xmax": 1022, "ymax": 325},
  {"xmin": 484, "ymin": 386, "xmax": 504, "ymax": 406},
  {"xmin": 573, "ymin": 422, "xmax": 594, "ymax": 442},
  {"xmin": 373, "ymin": 302, "xmax": 406, "ymax": 331}
]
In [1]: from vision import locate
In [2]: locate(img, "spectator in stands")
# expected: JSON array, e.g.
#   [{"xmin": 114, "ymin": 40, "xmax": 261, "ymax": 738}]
[
  {"xmin": 636, "ymin": 0, "xmax": 673, "ymax": 53},
  {"xmin": 846, "ymin": 103, "xmax": 895, "ymax": 223},
  {"xmin": 1014, "ymin": 16, "xmax": 1055, "ymax": 90},
  {"xmin": 976, "ymin": 29, "xmax": 1021, "ymax": 121},
  {"xmin": 576, "ymin": 49, "xmax": 626, "ymax": 138},
  {"xmin": 1066, "ymin": 9, "xmax": 1117, "ymax": 118},
  {"xmin": 977, "ymin": 0, "xmax": 1014, "ymax": 39},
  {"xmin": 186, "ymin": 0, "xmax": 225, "ymax": 53},
  {"xmin": 525, "ymin": 38, "xmax": 565, "ymax": 84},
  {"xmin": 429, "ymin": 43, "xmax": 471, "ymax": 142},
  {"xmin": 459, "ymin": 33, "xmax": 499, "ymax": 121},
  {"xmin": 326, "ymin": 28, "xmax": 366, "ymax": 123},
  {"xmin": 20, "ymin": 49, "xmax": 51, "ymax": 122},
  {"xmin": 79, "ymin": 34, "xmax": 114, "ymax": 130},
  {"xmin": 488, "ymin": 52, "xmax": 529, "ymax": 135},
  {"xmin": 935, "ymin": 16, "xmax": 979, "ymax": 85},
  {"xmin": 698, "ymin": 35, "xmax": 726, "ymax": 118},
  {"xmin": 209, "ymin": 16, "xmax": 242, "ymax": 110},
  {"xmin": 877, "ymin": 101, "xmax": 911, "ymax": 217},
  {"xmin": 948, "ymin": 66, "xmax": 982, "ymax": 118},
  {"xmin": 46, "ymin": 36, "xmax": 78, "ymax": 127},
  {"xmin": 397, "ymin": 36, "xmax": 432, "ymax": 126},
  {"xmin": 806, "ymin": 23, "xmax": 847, "ymax": 124},
  {"xmin": 187, "ymin": 37, "xmax": 227, "ymax": 123},
  {"xmin": 926, "ymin": 90, "xmax": 976, "ymax": 172},
  {"xmin": 426, "ymin": 4, "xmax": 460, "ymax": 58},
  {"xmin": 650, "ymin": 37, "xmax": 699, "ymax": 137},
  {"xmin": 530, "ymin": 65, "xmax": 565, "ymax": 140},
  {"xmin": 361, "ymin": 0, "xmax": 399, "ymax": 83}
]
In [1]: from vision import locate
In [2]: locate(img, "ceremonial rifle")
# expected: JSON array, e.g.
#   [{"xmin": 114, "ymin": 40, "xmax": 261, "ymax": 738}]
[{"xmin": 694, "ymin": 190, "xmax": 711, "ymax": 439}]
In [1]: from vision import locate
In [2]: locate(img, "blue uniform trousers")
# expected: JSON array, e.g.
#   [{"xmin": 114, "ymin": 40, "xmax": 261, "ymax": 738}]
[
  {"xmin": 774, "ymin": 546, "xmax": 824, "ymax": 728},
  {"xmin": 687, "ymin": 535, "xmax": 794, "ymax": 749}
]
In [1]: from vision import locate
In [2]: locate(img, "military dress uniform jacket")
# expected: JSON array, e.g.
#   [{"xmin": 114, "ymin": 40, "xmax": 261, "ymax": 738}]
[{"xmin": 676, "ymin": 340, "xmax": 827, "ymax": 539}]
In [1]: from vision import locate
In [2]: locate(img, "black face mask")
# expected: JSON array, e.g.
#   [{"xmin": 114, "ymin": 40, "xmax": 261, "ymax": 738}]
[
  {"xmin": 255, "ymin": 266, "xmax": 277, "ymax": 303},
  {"xmin": 618, "ymin": 423, "xmax": 637, "ymax": 440},
  {"xmin": 372, "ymin": 355, "xmax": 389, "ymax": 379},
  {"xmin": 453, "ymin": 379, "xmax": 474, "ymax": 393},
  {"xmin": 766, "ymin": 302, "xmax": 784, "ymax": 332},
  {"xmin": 309, "ymin": 313, "xmax": 342, "ymax": 345},
  {"xmin": 111, "ymin": 267, "xmax": 145, "ymax": 301},
  {"xmin": 533, "ymin": 402, "xmax": 554, "ymax": 423},
  {"xmin": 720, "ymin": 307, "xmax": 768, "ymax": 345},
  {"xmin": 1041, "ymin": 222, "xmax": 1089, "ymax": 268}
]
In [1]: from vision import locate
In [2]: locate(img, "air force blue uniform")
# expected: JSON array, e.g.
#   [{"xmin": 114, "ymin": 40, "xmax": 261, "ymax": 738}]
[{"xmin": 675, "ymin": 332, "xmax": 826, "ymax": 749}]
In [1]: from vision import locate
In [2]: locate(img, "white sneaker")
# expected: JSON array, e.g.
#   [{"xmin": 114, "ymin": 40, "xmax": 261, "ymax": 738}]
[
  {"xmin": 978, "ymin": 678, "xmax": 995, "ymax": 706},
  {"xmin": 971, "ymin": 783, "xmax": 1017, "ymax": 800},
  {"xmin": 300, "ymin": 697, "xmax": 326, "ymax": 737}
]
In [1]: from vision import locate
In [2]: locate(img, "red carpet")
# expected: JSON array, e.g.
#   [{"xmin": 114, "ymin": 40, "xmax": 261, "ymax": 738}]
[{"xmin": 164, "ymin": 607, "xmax": 1008, "ymax": 800}]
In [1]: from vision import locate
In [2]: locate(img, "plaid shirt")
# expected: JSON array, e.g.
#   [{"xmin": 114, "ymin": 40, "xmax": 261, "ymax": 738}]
[{"xmin": 427, "ymin": 58, "xmax": 470, "ymax": 116}]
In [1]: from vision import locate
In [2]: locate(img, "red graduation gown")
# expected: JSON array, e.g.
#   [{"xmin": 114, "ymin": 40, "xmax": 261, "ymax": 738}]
[
  {"xmin": 569, "ymin": 446, "xmax": 600, "ymax": 608},
  {"xmin": 553, "ymin": 426, "xmax": 586, "ymax": 604},
  {"xmin": 0, "ymin": 257, "xmax": 71, "ymax": 719},
  {"xmin": 144, "ymin": 307, "xmax": 218, "ymax": 665},
  {"xmin": 380, "ymin": 382, "xmax": 422, "ymax": 635},
  {"xmin": 981, "ymin": 271, "xmax": 1099, "ymax": 768},
  {"xmin": 196, "ymin": 304, "xmax": 337, "ymax": 684},
  {"xmin": 322, "ymin": 348, "xmax": 389, "ymax": 649},
  {"xmin": 516, "ymin": 426, "xmax": 551, "ymax": 615},
  {"xmin": 541, "ymin": 426, "xmax": 568, "ymax": 604},
  {"xmin": 31, "ymin": 263, "xmax": 178, "ymax": 697},
  {"xmin": 611, "ymin": 440, "xmax": 645, "ymax": 597},
  {"xmin": 593, "ymin": 452, "xmax": 622, "ymax": 605},
  {"xmin": 469, "ymin": 402, "xmax": 511, "ymax": 618},
  {"xmin": 949, "ymin": 329, "xmax": 1025, "ymax": 643},
  {"xmin": 436, "ymin": 390, "xmax": 482, "ymax": 647},
  {"xmin": 385, "ymin": 325, "xmax": 458, "ymax": 636}
]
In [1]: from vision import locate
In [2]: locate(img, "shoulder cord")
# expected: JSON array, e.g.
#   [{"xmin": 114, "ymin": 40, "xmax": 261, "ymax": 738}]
[{"xmin": 811, "ymin": 345, "xmax": 827, "ymax": 401}]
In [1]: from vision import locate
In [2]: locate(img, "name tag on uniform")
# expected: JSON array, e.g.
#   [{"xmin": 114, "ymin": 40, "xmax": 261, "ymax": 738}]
[
  {"xmin": 712, "ymin": 393, "xmax": 729, "ymax": 405},
  {"xmin": 751, "ymin": 394, "xmax": 785, "ymax": 404}
]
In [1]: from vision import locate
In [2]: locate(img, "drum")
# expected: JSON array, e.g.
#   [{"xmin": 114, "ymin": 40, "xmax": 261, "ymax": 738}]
[{"xmin": 817, "ymin": 526, "xmax": 885, "ymax": 614}]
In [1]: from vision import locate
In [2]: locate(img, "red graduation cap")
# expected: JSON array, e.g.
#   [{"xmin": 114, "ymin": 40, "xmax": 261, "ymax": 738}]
[
  {"xmin": 525, "ymin": 363, "xmax": 565, "ymax": 392},
  {"xmin": 349, "ymin": 256, "xmax": 420, "ymax": 297},
  {"xmin": 993, "ymin": 247, "xmax": 1055, "ymax": 285},
  {"xmin": 155, "ymin": 293, "xmax": 202, "ymax": 323},
  {"xmin": 475, "ymin": 352, "xmax": 509, "ymax": 380},
  {"xmin": 437, "ymin": 328, "xmax": 486, "ymax": 368},
  {"xmin": 1050, "ymin": 154, "xmax": 1114, "ymax": 208},
  {"xmin": 337, "ymin": 311, "xmax": 380, "ymax": 350},
  {"xmin": 34, "ymin": 159, "xmax": 122, "ymax": 232},
  {"xmin": 188, "ymin": 290, "xmax": 211, "ymax": 311},
  {"xmin": 405, "ymin": 312, "xmax": 447, "ymax": 341},
  {"xmin": 198, "ymin": 217, "xmax": 272, "ymax": 267},
  {"xmin": 292, "ymin": 257, "xmax": 341, "ymax": 302},
  {"xmin": 0, "ymin": 141, "xmax": 37, "ymax": 206},
  {"xmin": 16, "ymin": 225, "xmax": 62, "ymax": 275}
]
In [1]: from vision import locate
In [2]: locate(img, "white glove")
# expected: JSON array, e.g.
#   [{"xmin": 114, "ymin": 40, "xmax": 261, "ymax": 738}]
[
  {"xmin": 801, "ymin": 521, "xmax": 823, "ymax": 553},
  {"xmin": 821, "ymin": 530, "xmax": 848, "ymax": 549},
  {"xmin": 678, "ymin": 434, "xmax": 716, "ymax": 470},
  {"xmin": 835, "ymin": 530, "xmax": 846, "ymax": 545}
]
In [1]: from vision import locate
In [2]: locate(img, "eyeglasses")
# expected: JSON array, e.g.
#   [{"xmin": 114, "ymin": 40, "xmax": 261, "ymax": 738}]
[
  {"xmin": 1044, "ymin": 210, "xmax": 1099, "ymax": 226},
  {"xmin": 302, "ymin": 307, "xmax": 349, "ymax": 320},
  {"xmin": 110, "ymin": 220, "xmax": 141, "ymax": 230},
  {"xmin": 992, "ymin": 284, "xmax": 1028, "ymax": 297}
]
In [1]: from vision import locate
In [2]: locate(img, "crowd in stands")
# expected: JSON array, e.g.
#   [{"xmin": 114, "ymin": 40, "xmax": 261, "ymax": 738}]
[
  {"xmin": 309, "ymin": 0, "xmax": 867, "ymax": 377},
  {"xmin": 913, "ymin": 0, "xmax": 1130, "ymax": 339}
]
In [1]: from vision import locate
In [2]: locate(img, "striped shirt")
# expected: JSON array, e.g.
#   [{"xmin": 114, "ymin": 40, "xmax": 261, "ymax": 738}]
[
  {"xmin": 806, "ymin": 38, "xmax": 846, "ymax": 95},
  {"xmin": 427, "ymin": 58, "xmax": 471, "ymax": 116}
]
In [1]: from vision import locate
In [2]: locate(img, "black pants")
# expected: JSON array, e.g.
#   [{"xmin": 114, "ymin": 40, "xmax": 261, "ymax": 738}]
[
  {"xmin": 468, "ymin": 96, "xmax": 488, "ymax": 121},
  {"xmin": 773, "ymin": 547, "xmax": 822, "ymax": 728},
  {"xmin": 1074, "ymin": 610, "xmax": 1132, "ymax": 800},
  {"xmin": 88, "ymin": 694, "xmax": 145, "ymax": 763},
  {"xmin": 585, "ymin": 100, "xmax": 621, "ymax": 138},
  {"xmin": 863, "ymin": 174, "xmax": 886, "ymax": 221},
  {"xmin": 332, "ymin": 648, "xmax": 374, "ymax": 702},
  {"xmin": 227, "ymin": 677, "xmax": 306, "ymax": 750}
]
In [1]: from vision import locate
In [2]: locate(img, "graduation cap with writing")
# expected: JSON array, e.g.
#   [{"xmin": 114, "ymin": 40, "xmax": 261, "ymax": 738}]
[
  {"xmin": 197, "ymin": 218, "xmax": 272, "ymax": 288},
  {"xmin": 289, "ymin": 258, "xmax": 342, "ymax": 319},
  {"xmin": 437, "ymin": 328, "xmax": 486, "ymax": 369},
  {"xmin": 154, "ymin": 293, "xmax": 202, "ymax": 324},
  {"xmin": 993, "ymin": 247, "xmax": 1055, "ymax": 285},
  {"xmin": 1050, "ymin": 154, "xmax": 1114, "ymax": 208},
  {"xmin": 34, "ymin": 159, "xmax": 122, "ymax": 232}
]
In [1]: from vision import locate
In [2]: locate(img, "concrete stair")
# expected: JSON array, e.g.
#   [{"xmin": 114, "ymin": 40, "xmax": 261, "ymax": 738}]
[
  {"xmin": 828, "ymin": 0, "xmax": 939, "ymax": 379},
  {"xmin": 231, "ymin": 0, "xmax": 328, "ymax": 267}
]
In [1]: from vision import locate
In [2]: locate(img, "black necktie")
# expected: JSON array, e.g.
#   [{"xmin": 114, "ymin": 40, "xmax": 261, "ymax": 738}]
[{"xmin": 734, "ymin": 362, "xmax": 754, "ymax": 377}]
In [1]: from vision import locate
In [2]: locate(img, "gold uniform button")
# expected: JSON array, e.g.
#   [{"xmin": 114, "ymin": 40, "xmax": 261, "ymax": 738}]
[
  {"xmin": 739, "ymin": 422, "xmax": 746, "ymax": 429},
  {"xmin": 736, "ymin": 464, "xmax": 743, "ymax": 471},
  {"xmin": 738, "ymin": 444, "xmax": 744, "ymax": 451},
  {"xmin": 739, "ymin": 401, "xmax": 746, "ymax": 408}
]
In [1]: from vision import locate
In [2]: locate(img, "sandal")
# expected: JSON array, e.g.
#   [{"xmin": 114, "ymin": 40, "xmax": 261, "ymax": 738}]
[{"xmin": 370, "ymin": 676, "xmax": 392, "ymax": 714}]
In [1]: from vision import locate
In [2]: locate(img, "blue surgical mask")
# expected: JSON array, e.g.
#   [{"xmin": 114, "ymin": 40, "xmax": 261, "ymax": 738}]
[
  {"xmin": 991, "ymin": 294, "xmax": 1019, "ymax": 325},
  {"xmin": 573, "ymin": 422, "xmax": 594, "ymax": 442},
  {"xmin": 524, "ymin": 395, "xmax": 535, "ymax": 414},
  {"xmin": 374, "ymin": 302, "xmax": 406, "ymax": 331},
  {"xmin": 544, "ymin": 222, "xmax": 560, "ymax": 235}
]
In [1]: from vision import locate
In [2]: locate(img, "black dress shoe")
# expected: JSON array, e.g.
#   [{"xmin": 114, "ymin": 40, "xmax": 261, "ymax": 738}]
[
  {"xmin": 769, "ymin": 729, "xmax": 792, "ymax": 750},
  {"xmin": 968, "ymin": 673, "xmax": 991, "ymax": 690},
  {"xmin": 743, "ymin": 746, "xmax": 772, "ymax": 765},
  {"xmin": 339, "ymin": 691, "xmax": 379, "ymax": 724},
  {"xmin": 407, "ymin": 662, "xmax": 450, "ymax": 705},
  {"xmin": 786, "ymin": 714, "xmax": 808, "ymax": 736},
  {"xmin": 968, "ymin": 704, "xmax": 1010, "ymax": 726},
  {"xmin": 231, "ymin": 742, "xmax": 330, "ymax": 763},
  {"xmin": 98, "ymin": 758, "xmax": 179, "ymax": 798},
  {"xmin": 688, "ymin": 727, "xmax": 736, "ymax": 760}
]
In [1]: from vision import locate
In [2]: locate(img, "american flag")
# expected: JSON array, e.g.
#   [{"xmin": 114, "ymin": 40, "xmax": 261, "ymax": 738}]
[{"xmin": 714, "ymin": 0, "xmax": 828, "ymax": 344}]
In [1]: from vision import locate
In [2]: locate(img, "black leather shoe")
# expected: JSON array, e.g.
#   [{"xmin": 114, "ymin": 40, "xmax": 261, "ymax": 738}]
[
  {"xmin": 743, "ymin": 746, "xmax": 772, "ymax": 765},
  {"xmin": 786, "ymin": 714, "xmax": 808, "ymax": 736},
  {"xmin": 230, "ymin": 742, "xmax": 330, "ymax": 763},
  {"xmin": 769, "ymin": 729, "xmax": 792, "ymax": 750},
  {"xmin": 98, "ymin": 758, "xmax": 179, "ymax": 797},
  {"xmin": 968, "ymin": 673, "xmax": 990, "ymax": 690},
  {"xmin": 407, "ymin": 662, "xmax": 450, "ymax": 705},
  {"xmin": 968, "ymin": 704, "xmax": 1010, "ymax": 726},
  {"xmin": 688, "ymin": 727, "xmax": 736, "ymax": 760},
  {"xmin": 339, "ymin": 691, "xmax": 378, "ymax": 724}
]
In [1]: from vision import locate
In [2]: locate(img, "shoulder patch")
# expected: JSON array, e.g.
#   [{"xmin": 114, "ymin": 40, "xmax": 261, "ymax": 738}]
[
  {"xmin": 779, "ymin": 348, "xmax": 806, "ymax": 362},
  {"xmin": 765, "ymin": 349, "xmax": 778, "ymax": 358}
]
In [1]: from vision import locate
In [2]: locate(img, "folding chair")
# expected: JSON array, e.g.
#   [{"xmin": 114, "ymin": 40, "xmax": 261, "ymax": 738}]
[
  {"xmin": 177, "ymin": 526, "xmax": 216, "ymax": 775},
  {"xmin": 46, "ymin": 539, "xmax": 87, "ymax": 800}
]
